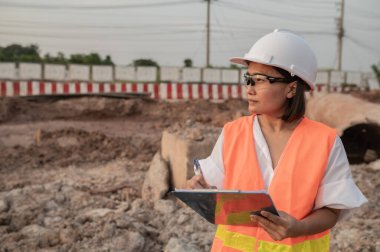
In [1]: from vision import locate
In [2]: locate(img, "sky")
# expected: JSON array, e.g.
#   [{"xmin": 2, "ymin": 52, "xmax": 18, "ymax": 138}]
[{"xmin": 0, "ymin": 0, "xmax": 379, "ymax": 72}]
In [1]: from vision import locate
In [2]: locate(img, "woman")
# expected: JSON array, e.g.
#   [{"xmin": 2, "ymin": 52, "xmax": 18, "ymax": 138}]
[{"xmin": 186, "ymin": 29, "xmax": 367, "ymax": 252}]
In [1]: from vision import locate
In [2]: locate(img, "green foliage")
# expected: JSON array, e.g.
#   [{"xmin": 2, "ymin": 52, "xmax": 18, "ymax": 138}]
[
  {"xmin": 184, "ymin": 58, "xmax": 193, "ymax": 67},
  {"xmin": 0, "ymin": 43, "xmax": 114, "ymax": 65},
  {"xmin": 43, "ymin": 52, "xmax": 67, "ymax": 64},
  {"xmin": 371, "ymin": 64, "xmax": 380, "ymax": 84},
  {"xmin": 132, "ymin": 58, "xmax": 159, "ymax": 67},
  {"xmin": 229, "ymin": 64, "xmax": 244, "ymax": 69},
  {"xmin": 69, "ymin": 53, "xmax": 113, "ymax": 65},
  {"xmin": 0, "ymin": 44, "xmax": 41, "ymax": 62},
  {"xmin": 103, "ymin": 55, "xmax": 113, "ymax": 65}
]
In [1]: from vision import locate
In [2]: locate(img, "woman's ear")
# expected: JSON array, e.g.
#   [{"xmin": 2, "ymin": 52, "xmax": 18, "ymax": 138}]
[{"xmin": 286, "ymin": 81, "xmax": 297, "ymax": 98}]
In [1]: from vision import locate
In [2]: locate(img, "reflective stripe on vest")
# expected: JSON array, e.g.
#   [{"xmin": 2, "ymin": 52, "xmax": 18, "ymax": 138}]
[
  {"xmin": 211, "ymin": 115, "xmax": 336, "ymax": 252},
  {"xmin": 214, "ymin": 225, "xmax": 330, "ymax": 252}
]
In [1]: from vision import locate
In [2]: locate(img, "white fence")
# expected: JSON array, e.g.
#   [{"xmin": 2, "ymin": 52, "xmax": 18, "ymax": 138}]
[{"xmin": 0, "ymin": 62, "xmax": 377, "ymax": 88}]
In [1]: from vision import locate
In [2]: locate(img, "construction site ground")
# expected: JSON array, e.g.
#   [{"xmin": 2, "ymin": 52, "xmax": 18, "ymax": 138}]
[{"xmin": 0, "ymin": 94, "xmax": 378, "ymax": 252}]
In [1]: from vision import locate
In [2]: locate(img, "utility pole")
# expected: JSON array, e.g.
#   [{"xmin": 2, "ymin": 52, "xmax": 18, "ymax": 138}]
[
  {"xmin": 336, "ymin": 0, "xmax": 345, "ymax": 71},
  {"xmin": 206, "ymin": 0, "xmax": 211, "ymax": 67}
]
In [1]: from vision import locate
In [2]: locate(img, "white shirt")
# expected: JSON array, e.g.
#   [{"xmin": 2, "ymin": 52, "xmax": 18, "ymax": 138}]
[{"xmin": 199, "ymin": 116, "xmax": 368, "ymax": 221}]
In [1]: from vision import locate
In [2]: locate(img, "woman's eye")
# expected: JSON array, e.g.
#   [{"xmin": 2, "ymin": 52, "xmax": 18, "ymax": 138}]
[{"xmin": 254, "ymin": 77, "xmax": 266, "ymax": 83}]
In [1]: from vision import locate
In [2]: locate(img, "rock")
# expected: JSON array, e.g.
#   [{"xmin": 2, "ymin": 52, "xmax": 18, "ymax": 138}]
[
  {"xmin": 76, "ymin": 208, "xmax": 113, "ymax": 223},
  {"xmin": 123, "ymin": 100, "xmax": 142, "ymax": 116},
  {"xmin": 115, "ymin": 201, "xmax": 130, "ymax": 213},
  {"xmin": 0, "ymin": 199, "xmax": 9, "ymax": 213},
  {"xmin": 188, "ymin": 128, "xmax": 204, "ymax": 141},
  {"xmin": 59, "ymin": 228, "xmax": 75, "ymax": 244},
  {"xmin": 57, "ymin": 136, "xmax": 79, "ymax": 148},
  {"xmin": 186, "ymin": 119, "xmax": 194, "ymax": 127},
  {"xmin": 128, "ymin": 199, "xmax": 151, "ymax": 218},
  {"xmin": 100, "ymin": 222, "xmax": 116, "ymax": 239},
  {"xmin": 142, "ymin": 152, "xmax": 169, "ymax": 201},
  {"xmin": 20, "ymin": 224, "xmax": 51, "ymax": 247},
  {"xmin": 54, "ymin": 193, "xmax": 66, "ymax": 204},
  {"xmin": 154, "ymin": 199, "xmax": 176, "ymax": 214},
  {"xmin": 47, "ymin": 230, "xmax": 60, "ymax": 246},
  {"xmin": 115, "ymin": 215, "xmax": 133, "ymax": 229},
  {"xmin": 9, "ymin": 215, "xmax": 26, "ymax": 232},
  {"xmin": 164, "ymin": 237, "xmax": 201, "ymax": 252},
  {"xmin": 177, "ymin": 213, "xmax": 189, "ymax": 224},
  {"xmin": 43, "ymin": 216, "xmax": 62, "ymax": 227},
  {"xmin": 44, "ymin": 200, "xmax": 59, "ymax": 212},
  {"xmin": 124, "ymin": 231, "xmax": 145, "ymax": 252},
  {"xmin": 335, "ymin": 228, "xmax": 360, "ymax": 248},
  {"xmin": 161, "ymin": 126, "xmax": 219, "ymax": 188},
  {"xmin": 363, "ymin": 149, "xmax": 378, "ymax": 163},
  {"xmin": 369, "ymin": 159, "xmax": 380, "ymax": 171}
]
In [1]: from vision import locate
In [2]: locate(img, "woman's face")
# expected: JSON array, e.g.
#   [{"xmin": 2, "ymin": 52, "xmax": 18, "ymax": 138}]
[{"xmin": 246, "ymin": 62, "xmax": 295, "ymax": 116}]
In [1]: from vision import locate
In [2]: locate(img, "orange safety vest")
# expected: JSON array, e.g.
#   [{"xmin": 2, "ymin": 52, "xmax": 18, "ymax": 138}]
[{"xmin": 211, "ymin": 115, "xmax": 336, "ymax": 252}]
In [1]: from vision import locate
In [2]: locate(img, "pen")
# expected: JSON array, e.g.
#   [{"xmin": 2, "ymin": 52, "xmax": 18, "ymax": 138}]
[{"xmin": 194, "ymin": 159, "xmax": 203, "ymax": 176}]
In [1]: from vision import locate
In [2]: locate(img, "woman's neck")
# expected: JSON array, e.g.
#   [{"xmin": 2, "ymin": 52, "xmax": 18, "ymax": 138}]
[{"xmin": 257, "ymin": 114, "xmax": 301, "ymax": 133}]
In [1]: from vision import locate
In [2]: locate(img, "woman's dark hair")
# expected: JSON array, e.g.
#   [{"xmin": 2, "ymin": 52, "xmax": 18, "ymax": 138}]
[{"xmin": 273, "ymin": 66, "xmax": 308, "ymax": 122}]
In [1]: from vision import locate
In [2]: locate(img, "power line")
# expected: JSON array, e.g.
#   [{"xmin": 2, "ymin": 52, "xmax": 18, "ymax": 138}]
[
  {"xmin": 0, "ymin": 0, "xmax": 196, "ymax": 10},
  {"xmin": 216, "ymin": 1, "xmax": 336, "ymax": 21},
  {"xmin": 345, "ymin": 34, "xmax": 380, "ymax": 55},
  {"xmin": 0, "ymin": 21, "xmax": 206, "ymax": 30}
]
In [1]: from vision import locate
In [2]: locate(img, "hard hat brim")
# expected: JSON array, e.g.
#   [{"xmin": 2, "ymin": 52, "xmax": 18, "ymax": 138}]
[{"xmin": 229, "ymin": 57, "xmax": 249, "ymax": 66}]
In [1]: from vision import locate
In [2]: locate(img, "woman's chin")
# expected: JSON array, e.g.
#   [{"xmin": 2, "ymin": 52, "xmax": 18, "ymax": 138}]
[{"xmin": 248, "ymin": 105, "xmax": 259, "ymax": 114}]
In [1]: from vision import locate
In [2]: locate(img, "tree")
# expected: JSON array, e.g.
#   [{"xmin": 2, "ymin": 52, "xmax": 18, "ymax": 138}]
[
  {"xmin": 103, "ymin": 55, "xmax": 113, "ymax": 65},
  {"xmin": 372, "ymin": 64, "xmax": 380, "ymax": 85},
  {"xmin": 0, "ymin": 43, "xmax": 115, "ymax": 65},
  {"xmin": 229, "ymin": 64, "xmax": 244, "ymax": 69},
  {"xmin": 68, "ymin": 53, "xmax": 113, "ymax": 65},
  {"xmin": 43, "ymin": 52, "xmax": 67, "ymax": 64},
  {"xmin": 0, "ymin": 44, "xmax": 41, "ymax": 62},
  {"xmin": 132, "ymin": 58, "xmax": 159, "ymax": 67},
  {"xmin": 85, "ymin": 53, "xmax": 102, "ymax": 65},
  {"xmin": 184, "ymin": 58, "xmax": 193, "ymax": 67}
]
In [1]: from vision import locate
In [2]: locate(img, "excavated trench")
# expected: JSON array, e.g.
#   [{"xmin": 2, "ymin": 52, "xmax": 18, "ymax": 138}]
[
  {"xmin": 341, "ymin": 123, "xmax": 380, "ymax": 163},
  {"xmin": 307, "ymin": 93, "xmax": 380, "ymax": 164}
]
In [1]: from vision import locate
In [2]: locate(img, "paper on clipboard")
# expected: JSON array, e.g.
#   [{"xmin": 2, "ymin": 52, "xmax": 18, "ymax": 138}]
[{"xmin": 171, "ymin": 189, "xmax": 279, "ymax": 226}]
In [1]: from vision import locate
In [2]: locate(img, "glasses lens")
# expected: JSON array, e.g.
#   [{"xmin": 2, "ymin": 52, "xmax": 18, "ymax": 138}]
[
  {"xmin": 251, "ymin": 74, "xmax": 268, "ymax": 84},
  {"xmin": 244, "ymin": 73, "xmax": 254, "ymax": 86}
]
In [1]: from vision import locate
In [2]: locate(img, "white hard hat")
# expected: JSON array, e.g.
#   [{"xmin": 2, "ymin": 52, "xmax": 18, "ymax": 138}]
[{"xmin": 230, "ymin": 29, "xmax": 317, "ymax": 90}]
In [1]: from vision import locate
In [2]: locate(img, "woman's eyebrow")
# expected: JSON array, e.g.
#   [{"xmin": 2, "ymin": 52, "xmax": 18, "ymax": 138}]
[{"xmin": 246, "ymin": 72, "xmax": 265, "ymax": 76}]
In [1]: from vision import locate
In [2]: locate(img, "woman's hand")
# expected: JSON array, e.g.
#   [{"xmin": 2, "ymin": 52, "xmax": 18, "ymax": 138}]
[
  {"xmin": 251, "ymin": 207, "xmax": 340, "ymax": 241},
  {"xmin": 186, "ymin": 175, "xmax": 216, "ymax": 189},
  {"xmin": 250, "ymin": 211, "xmax": 302, "ymax": 241}
]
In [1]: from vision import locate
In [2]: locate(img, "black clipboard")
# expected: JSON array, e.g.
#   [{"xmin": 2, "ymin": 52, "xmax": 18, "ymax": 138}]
[{"xmin": 171, "ymin": 189, "xmax": 279, "ymax": 226}]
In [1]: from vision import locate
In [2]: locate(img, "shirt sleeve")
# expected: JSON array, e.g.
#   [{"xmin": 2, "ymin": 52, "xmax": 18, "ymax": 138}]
[
  {"xmin": 314, "ymin": 136, "xmax": 368, "ymax": 221},
  {"xmin": 197, "ymin": 129, "xmax": 225, "ymax": 189}
]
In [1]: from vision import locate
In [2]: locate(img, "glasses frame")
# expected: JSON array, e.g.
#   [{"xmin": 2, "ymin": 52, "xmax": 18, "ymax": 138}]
[{"xmin": 243, "ymin": 73, "xmax": 294, "ymax": 87}]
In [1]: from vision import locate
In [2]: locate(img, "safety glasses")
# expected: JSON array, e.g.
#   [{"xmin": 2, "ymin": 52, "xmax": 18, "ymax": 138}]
[{"xmin": 243, "ymin": 73, "xmax": 294, "ymax": 87}]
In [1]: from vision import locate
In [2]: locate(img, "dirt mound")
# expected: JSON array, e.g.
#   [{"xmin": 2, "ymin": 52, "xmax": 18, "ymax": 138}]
[
  {"xmin": 0, "ymin": 97, "xmax": 248, "ymax": 127},
  {"xmin": 351, "ymin": 90, "xmax": 380, "ymax": 104},
  {"xmin": 0, "ymin": 127, "xmax": 158, "ymax": 175}
]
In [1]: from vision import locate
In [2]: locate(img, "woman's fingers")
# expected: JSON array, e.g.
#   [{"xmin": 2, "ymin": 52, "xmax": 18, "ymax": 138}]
[
  {"xmin": 196, "ymin": 175, "xmax": 209, "ymax": 188},
  {"xmin": 186, "ymin": 175, "xmax": 212, "ymax": 189},
  {"xmin": 252, "ymin": 216, "xmax": 283, "ymax": 240},
  {"xmin": 261, "ymin": 211, "xmax": 287, "ymax": 226}
]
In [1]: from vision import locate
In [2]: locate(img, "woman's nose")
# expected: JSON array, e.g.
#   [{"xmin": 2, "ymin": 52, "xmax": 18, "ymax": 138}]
[{"xmin": 246, "ymin": 85, "xmax": 256, "ymax": 95}]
